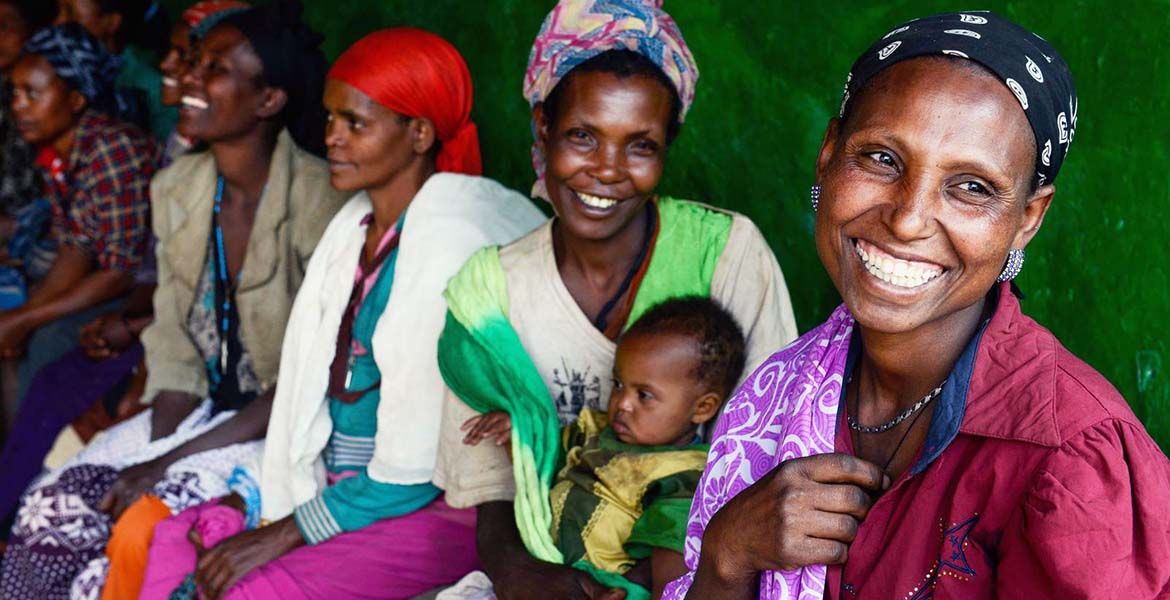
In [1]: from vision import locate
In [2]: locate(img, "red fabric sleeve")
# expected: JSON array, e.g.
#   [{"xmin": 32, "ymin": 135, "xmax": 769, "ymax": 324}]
[{"xmin": 997, "ymin": 419, "xmax": 1170, "ymax": 598}]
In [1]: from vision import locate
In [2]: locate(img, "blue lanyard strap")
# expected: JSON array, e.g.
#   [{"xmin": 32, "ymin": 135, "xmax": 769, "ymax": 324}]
[{"xmin": 212, "ymin": 176, "xmax": 231, "ymax": 373}]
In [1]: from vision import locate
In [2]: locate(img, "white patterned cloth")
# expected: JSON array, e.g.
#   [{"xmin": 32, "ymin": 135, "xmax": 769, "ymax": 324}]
[{"xmin": 1, "ymin": 400, "xmax": 261, "ymax": 600}]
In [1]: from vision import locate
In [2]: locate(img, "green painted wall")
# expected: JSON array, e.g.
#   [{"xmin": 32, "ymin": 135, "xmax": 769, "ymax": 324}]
[{"xmin": 164, "ymin": 0, "xmax": 1170, "ymax": 448}]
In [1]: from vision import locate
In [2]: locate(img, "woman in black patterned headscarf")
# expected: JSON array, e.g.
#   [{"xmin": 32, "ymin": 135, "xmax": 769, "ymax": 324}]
[{"xmin": 666, "ymin": 11, "xmax": 1170, "ymax": 600}]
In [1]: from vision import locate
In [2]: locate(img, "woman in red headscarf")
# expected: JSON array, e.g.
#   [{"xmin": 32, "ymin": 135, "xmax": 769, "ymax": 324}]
[{"xmin": 135, "ymin": 27, "xmax": 544, "ymax": 600}]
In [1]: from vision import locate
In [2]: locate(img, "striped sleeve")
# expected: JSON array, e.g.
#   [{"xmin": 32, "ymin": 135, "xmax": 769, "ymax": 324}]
[
  {"xmin": 292, "ymin": 495, "xmax": 344, "ymax": 545},
  {"xmin": 292, "ymin": 474, "xmax": 441, "ymax": 545}
]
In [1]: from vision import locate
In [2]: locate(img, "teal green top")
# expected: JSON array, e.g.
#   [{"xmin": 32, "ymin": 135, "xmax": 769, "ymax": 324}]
[
  {"xmin": 117, "ymin": 46, "xmax": 177, "ymax": 141},
  {"xmin": 293, "ymin": 222, "xmax": 440, "ymax": 544}
]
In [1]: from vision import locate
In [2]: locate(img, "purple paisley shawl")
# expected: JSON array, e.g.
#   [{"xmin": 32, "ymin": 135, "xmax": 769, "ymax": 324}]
[{"xmin": 663, "ymin": 305, "xmax": 852, "ymax": 599}]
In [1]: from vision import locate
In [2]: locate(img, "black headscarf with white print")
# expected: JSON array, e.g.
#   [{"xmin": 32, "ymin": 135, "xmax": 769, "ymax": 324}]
[{"xmin": 839, "ymin": 11, "xmax": 1078, "ymax": 186}]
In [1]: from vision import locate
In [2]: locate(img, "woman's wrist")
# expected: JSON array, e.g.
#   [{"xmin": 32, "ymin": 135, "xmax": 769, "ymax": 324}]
[
  {"xmin": 696, "ymin": 522, "xmax": 756, "ymax": 591},
  {"xmin": 277, "ymin": 515, "xmax": 306, "ymax": 551},
  {"xmin": 691, "ymin": 549, "xmax": 758, "ymax": 600}
]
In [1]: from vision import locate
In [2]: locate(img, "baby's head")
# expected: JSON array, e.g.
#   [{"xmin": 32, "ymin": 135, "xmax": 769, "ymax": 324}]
[{"xmin": 608, "ymin": 296, "xmax": 746, "ymax": 446}]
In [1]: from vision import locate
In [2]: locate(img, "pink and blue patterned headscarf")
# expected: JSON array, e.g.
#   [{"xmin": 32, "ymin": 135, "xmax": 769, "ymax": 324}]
[{"xmin": 523, "ymin": 0, "xmax": 699, "ymax": 199}]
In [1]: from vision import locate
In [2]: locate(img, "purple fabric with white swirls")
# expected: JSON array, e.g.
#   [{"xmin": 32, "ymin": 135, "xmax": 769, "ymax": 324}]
[{"xmin": 662, "ymin": 305, "xmax": 852, "ymax": 600}]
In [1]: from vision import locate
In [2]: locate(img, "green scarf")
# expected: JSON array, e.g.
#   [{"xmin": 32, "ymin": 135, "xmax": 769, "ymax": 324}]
[{"xmin": 437, "ymin": 198, "xmax": 733, "ymax": 595}]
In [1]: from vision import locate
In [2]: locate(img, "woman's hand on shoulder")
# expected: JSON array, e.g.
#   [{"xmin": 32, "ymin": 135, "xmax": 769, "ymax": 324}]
[{"xmin": 694, "ymin": 453, "xmax": 888, "ymax": 591}]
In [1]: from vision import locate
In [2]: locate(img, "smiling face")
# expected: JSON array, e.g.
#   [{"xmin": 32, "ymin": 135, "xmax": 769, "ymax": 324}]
[
  {"xmin": 159, "ymin": 22, "xmax": 192, "ymax": 107},
  {"xmin": 178, "ymin": 24, "xmax": 284, "ymax": 144},
  {"xmin": 536, "ymin": 70, "xmax": 673, "ymax": 243},
  {"xmin": 815, "ymin": 57, "xmax": 1054, "ymax": 335},
  {"xmin": 10, "ymin": 53, "xmax": 85, "ymax": 150},
  {"xmin": 323, "ymin": 79, "xmax": 433, "ymax": 195},
  {"xmin": 606, "ymin": 330, "xmax": 720, "ymax": 446}
]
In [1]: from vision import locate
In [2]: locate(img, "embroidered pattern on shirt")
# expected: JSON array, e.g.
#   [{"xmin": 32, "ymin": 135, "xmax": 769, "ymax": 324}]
[
  {"xmin": 901, "ymin": 514, "xmax": 980, "ymax": 600},
  {"xmin": 939, "ymin": 515, "xmax": 978, "ymax": 579}
]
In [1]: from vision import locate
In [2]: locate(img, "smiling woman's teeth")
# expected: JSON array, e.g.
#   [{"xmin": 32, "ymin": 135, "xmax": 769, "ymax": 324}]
[
  {"xmin": 855, "ymin": 241, "xmax": 943, "ymax": 289},
  {"xmin": 578, "ymin": 192, "xmax": 618, "ymax": 209},
  {"xmin": 162, "ymin": 77, "xmax": 178, "ymax": 88},
  {"xmin": 181, "ymin": 96, "xmax": 208, "ymax": 110}
]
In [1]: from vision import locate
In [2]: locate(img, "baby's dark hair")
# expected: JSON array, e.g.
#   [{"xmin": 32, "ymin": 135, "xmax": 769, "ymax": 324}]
[
  {"xmin": 622, "ymin": 296, "xmax": 746, "ymax": 398},
  {"xmin": 541, "ymin": 49, "xmax": 683, "ymax": 144}
]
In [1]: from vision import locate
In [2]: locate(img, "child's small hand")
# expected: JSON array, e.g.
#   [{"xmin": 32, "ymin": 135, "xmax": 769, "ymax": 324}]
[{"xmin": 461, "ymin": 411, "xmax": 512, "ymax": 446}]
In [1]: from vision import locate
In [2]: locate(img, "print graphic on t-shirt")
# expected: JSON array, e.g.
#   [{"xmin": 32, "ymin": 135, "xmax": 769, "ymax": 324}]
[{"xmin": 552, "ymin": 359, "xmax": 602, "ymax": 424}]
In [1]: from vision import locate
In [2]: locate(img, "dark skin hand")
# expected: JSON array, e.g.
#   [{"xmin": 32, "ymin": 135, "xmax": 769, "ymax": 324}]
[
  {"xmin": 194, "ymin": 515, "xmax": 303, "ymax": 599},
  {"xmin": 478, "ymin": 501, "xmax": 626, "ymax": 600},
  {"xmin": 0, "ymin": 245, "xmax": 133, "ymax": 358},
  {"xmin": 100, "ymin": 389, "xmax": 275, "ymax": 518},
  {"xmin": 684, "ymin": 453, "xmax": 888, "ymax": 600},
  {"xmin": 79, "ymin": 282, "xmax": 155, "ymax": 359},
  {"xmin": 462, "ymin": 411, "xmax": 512, "ymax": 446},
  {"xmin": 78, "ymin": 310, "xmax": 152, "ymax": 359}
]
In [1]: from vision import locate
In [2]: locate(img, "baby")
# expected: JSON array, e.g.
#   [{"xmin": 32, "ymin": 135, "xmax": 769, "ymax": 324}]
[{"xmin": 462, "ymin": 296, "xmax": 746, "ymax": 598}]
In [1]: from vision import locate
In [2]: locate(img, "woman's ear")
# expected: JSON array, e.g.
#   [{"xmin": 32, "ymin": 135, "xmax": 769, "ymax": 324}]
[
  {"xmin": 410, "ymin": 117, "xmax": 437, "ymax": 156},
  {"xmin": 1012, "ymin": 183, "xmax": 1056, "ymax": 250},
  {"xmin": 532, "ymin": 102, "xmax": 550, "ymax": 153},
  {"xmin": 814, "ymin": 118, "xmax": 841, "ymax": 184},
  {"xmin": 68, "ymin": 89, "xmax": 87, "ymax": 116},
  {"xmin": 256, "ymin": 87, "xmax": 288, "ymax": 120},
  {"xmin": 690, "ymin": 392, "xmax": 724, "ymax": 426}
]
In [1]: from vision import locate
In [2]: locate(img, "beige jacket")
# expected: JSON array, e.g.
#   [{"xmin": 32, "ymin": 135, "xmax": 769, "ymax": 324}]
[{"xmin": 140, "ymin": 131, "xmax": 349, "ymax": 403}]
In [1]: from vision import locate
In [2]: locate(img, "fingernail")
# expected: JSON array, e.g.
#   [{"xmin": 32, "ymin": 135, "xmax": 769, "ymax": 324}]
[{"xmin": 882, "ymin": 475, "xmax": 892, "ymax": 489}]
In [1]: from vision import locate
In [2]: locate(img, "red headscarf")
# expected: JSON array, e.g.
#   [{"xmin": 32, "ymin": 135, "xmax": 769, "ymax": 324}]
[
  {"xmin": 181, "ymin": 1, "xmax": 250, "ymax": 28},
  {"xmin": 327, "ymin": 28, "xmax": 482, "ymax": 175}
]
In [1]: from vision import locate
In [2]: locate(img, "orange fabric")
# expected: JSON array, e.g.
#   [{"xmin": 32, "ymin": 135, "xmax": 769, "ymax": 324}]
[{"xmin": 101, "ymin": 494, "xmax": 172, "ymax": 600}]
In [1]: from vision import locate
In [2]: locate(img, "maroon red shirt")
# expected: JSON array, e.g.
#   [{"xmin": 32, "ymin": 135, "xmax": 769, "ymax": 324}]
[{"xmin": 827, "ymin": 288, "xmax": 1170, "ymax": 598}]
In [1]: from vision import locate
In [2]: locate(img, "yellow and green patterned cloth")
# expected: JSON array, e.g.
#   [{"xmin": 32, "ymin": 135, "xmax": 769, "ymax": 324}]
[
  {"xmin": 438, "ymin": 198, "xmax": 733, "ymax": 599},
  {"xmin": 551, "ymin": 409, "xmax": 708, "ymax": 574}
]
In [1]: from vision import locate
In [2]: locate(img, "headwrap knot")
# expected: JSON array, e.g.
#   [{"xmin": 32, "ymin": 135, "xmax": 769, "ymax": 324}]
[
  {"xmin": 840, "ymin": 11, "xmax": 1078, "ymax": 185},
  {"xmin": 523, "ymin": 0, "xmax": 698, "ymax": 198},
  {"xmin": 328, "ymin": 27, "xmax": 482, "ymax": 176}
]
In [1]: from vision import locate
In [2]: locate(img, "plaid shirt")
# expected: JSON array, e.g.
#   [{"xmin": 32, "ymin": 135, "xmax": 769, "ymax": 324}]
[{"xmin": 44, "ymin": 110, "xmax": 158, "ymax": 273}]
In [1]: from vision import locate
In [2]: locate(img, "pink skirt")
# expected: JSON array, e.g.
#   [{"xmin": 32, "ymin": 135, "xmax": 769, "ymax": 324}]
[{"xmin": 140, "ymin": 495, "xmax": 479, "ymax": 600}]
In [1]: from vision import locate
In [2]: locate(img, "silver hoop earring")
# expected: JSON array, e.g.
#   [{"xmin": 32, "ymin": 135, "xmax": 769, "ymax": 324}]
[
  {"xmin": 810, "ymin": 184, "xmax": 821, "ymax": 212},
  {"xmin": 997, "ymin": 248, "xmax": 1025, "ymax": 282}
]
